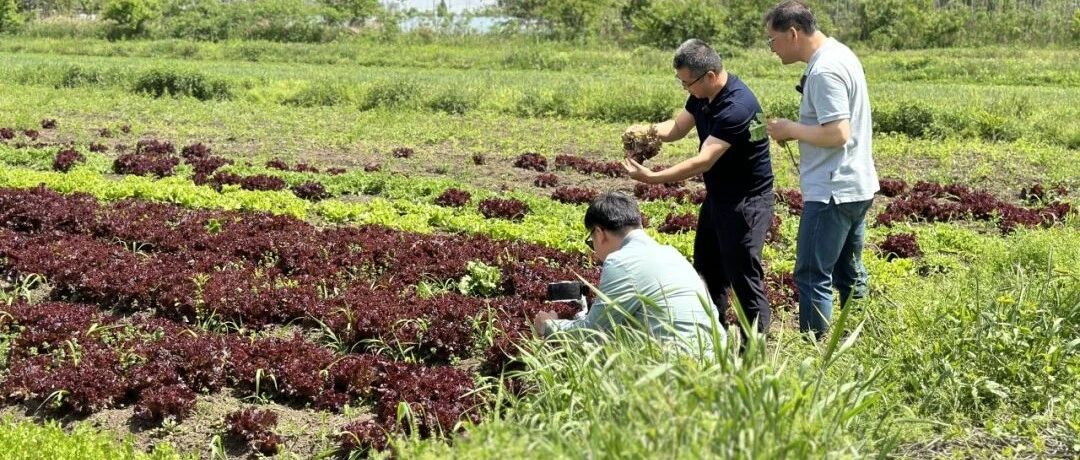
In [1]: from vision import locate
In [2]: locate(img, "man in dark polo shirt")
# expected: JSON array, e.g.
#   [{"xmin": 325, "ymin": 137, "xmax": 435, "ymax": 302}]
[{"xmin": 623, "ymin": 38, "xmax": 774, "ymax": 337}]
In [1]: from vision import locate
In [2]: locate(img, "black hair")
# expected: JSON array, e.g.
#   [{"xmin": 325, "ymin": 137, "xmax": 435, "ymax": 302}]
[
  {"xmin": 672, "ymin": 39, "xmax": 723, "ymax": 77},
  {"xmin": 584, "ymin": 192, "xmax": 643, "ymax": 235},
  {"xmin": 764, "ymin": 1, "xmax": 818, "ymax": 34}
]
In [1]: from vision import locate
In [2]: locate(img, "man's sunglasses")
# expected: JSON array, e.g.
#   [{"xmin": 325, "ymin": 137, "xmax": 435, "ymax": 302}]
[
  {"xmin": 585, "ymin": 232, "xmax": 594, "ymax": 251},
  {"xmin": 796, "ymin": 74, "xmax": 807, "ymax": 94}
]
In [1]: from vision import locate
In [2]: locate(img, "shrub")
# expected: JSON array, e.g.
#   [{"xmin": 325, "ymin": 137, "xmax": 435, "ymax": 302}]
[
  {"xmin": 361, "ymin": 79, "xmax": 420, "ymax": 110},
  {"xmin": 132, "ymin": 68, "xmax": 232, "ymax": 101},
  {"xmin": 102, "ymin": 0, "xmax": 161, "ymax": 39},
  {"xmin": 631, "ymin": 0, "xmax": 728, "ymax": 49}
]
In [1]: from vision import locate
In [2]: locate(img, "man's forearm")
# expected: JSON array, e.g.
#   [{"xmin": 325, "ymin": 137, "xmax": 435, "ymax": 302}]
[
  {"xmin": 792, "ymin": 121, "xmax": 849, "ymax": 148},
  {"xmin": 648, "ymin": 155, "xmax": 711, "ymax": 184},
  {"xmin": 652, "ymin": 119, "xmax": 683, "ymax": 142}
]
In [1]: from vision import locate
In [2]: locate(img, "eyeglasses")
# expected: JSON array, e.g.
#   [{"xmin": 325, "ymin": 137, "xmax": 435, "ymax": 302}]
[
  {"xmin": 795, "ymin": 74, "xmax": 807, "ymax": 94},
  {"xmin": 584, "ymin": 231, "xmax": 595, "ymax": 251},
  {"xmin": 677, "ymin": 71, "xmax": 708, "ymax": 89}
]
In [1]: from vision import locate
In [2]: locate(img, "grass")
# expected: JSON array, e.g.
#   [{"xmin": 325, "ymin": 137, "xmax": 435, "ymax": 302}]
[{"xmin": 0, "ymin": 34, "xmax": 1078, "ymax": 458}]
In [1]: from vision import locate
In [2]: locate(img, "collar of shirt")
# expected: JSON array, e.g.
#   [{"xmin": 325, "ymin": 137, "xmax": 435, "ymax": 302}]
[{"xmin": 620, "ymin": 228, "xmax": 652, "ymax": 249}]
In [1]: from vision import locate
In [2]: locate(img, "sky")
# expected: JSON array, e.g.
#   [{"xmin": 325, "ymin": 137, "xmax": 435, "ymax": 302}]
[{"xmin": 384, "ymin": 0, "xmax": 497, "ymax": 13}]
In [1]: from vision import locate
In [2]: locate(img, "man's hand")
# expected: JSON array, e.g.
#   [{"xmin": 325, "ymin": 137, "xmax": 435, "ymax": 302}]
[
  {"xmin": 766, "ymin": 118, "xmax": 799, "ymax": 142},
  {"xmin": 532, "ymin": 310, "xmax": 559, "ymax": 337},
  {"xmin": 622, "ymin": 157, "xmax": 656, "ymax": 184}
]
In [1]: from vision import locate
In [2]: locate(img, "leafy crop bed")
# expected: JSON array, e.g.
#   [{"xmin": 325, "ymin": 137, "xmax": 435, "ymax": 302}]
[{"xmin": 0, "ymin": 186, "xmax": 602, "ymax": 455}]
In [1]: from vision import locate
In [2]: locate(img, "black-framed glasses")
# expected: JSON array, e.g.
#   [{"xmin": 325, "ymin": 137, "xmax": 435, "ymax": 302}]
[
  {"xmin": 584, "ymin": 232, "xmax": 595, "ymax": 251},
  {"xmin": 795, "ymin": 74, "xmax": 807, "ymax": 94},
  {"xmin": 678, "ymin": 71, "xmax": 708, "ymax": 89}
]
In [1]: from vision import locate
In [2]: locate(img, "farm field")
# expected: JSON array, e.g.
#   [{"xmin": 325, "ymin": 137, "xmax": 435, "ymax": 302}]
[{"xmin": 0, "ymin": 35, "xmax": 1078, "ymax": 459}]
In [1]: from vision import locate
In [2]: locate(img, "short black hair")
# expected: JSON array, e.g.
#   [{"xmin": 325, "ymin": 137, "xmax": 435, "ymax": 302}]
[
  {"xmin": 764, "ymin": 1, "xmax": 817, "ymax": 34},
  {"xmin": 584, "ymin": 192, "xmax": 643, "ymax": 235},
  {"xmin": 672, "ymin": 39, "xmax": 723, "ymax": 77}
]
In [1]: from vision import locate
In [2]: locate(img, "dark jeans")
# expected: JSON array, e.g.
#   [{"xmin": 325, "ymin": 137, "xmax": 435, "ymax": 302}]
[
  {"xmin": 694, "ymin": 193, "xmax": 774, "ymax": 335},
  {"xmin": 794, "ymin": 198, "xmax": 873, "ymax": 337}
]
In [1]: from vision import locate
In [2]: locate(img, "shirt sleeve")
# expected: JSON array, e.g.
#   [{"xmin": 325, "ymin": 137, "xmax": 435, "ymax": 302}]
[
  {"xmin": 806, "ymin": 71, "xmax": 851, "ymax": 124},
  {"xmin": 544, "ymin": 257, "xmax": 640, "ymax": 337},
  {"xmin": 708, "ymin": 103, "xmax": 753, "ymax": 146}
]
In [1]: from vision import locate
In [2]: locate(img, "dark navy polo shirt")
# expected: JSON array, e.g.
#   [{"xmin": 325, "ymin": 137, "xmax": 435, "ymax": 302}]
[{"xmin": 684, "ymin": 74, "xmax": 773, "ymax": 203}]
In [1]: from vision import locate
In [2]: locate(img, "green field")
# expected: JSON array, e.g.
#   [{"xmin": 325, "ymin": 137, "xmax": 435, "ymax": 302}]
[{"xmin": 0, "ymin": 34, "xmax": 1078, "ymax": 459}]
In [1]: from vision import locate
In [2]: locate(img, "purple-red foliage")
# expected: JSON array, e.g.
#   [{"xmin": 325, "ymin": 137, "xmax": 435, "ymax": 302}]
[
  {"xmin": 98, "ymin": 128, "xmax": 113, "ymax": 138},
  {"xmin": 291, "ymin": 181, "xmax": 330, "ymax": 201},
  {"xmin": 136, "ymin": 139, "xmax": 175, "ymax": 156},
  {"xmin": 113, "ymin": 140, "xmax": 180, "ymax": 177},
  {"xmin": 658, "ymin": 213, "xmax": 697, "ymax": 234},
  {"xmin": 776, "ymin": 188, "xmax": 803, "ymax": 215},
  {"xmin": 225, "ymin": 408, "xmax": 282, "ymax": 456},
  {"xmin": 113, "ymin": 152, "xmax": 180, "ymax": 177},
  {"xmin": 23, "ymin": 129, "xmax": 39, "ymax": 140},
  {"xmin": 229, "ymin": 334, "xmax": 335, "ymax": 402},
  {"xmin": 133, "ymin": 384, "xmax": 197, "ymax": 425},
  {"xmin": 326, "ymin": 167, "xmax": 347, "ymax": 175},
  {"xmin": 0, "ymin": 128, "xmax": 15, "ymax": 140},
  {"xmin": 266, "ymin": 158, "xmax": 290, "ymax": 171},
  {"xmin": 551, "ymin": 186, "xmax": 599, "ymax": 204},
  {"xmin": 435, "ymin": 188, "xmax": 471, "ymax": 207},
  {"xmin": 180, "ymin": 142, "xmax": 211, "ymax": 160},
  {"xmin": 53, "ymin": 148, "xmax": 85, "ymax": 172},
  {"xmin": 554, "ymin": 154, "xmax": 624, "ymax": 178},
  {"xmin": 533, "ymin": 173, "xmax": 558, "ymax": 188},
  {"xmin": 513, "ymin": 152, "xmax": 548, "ymax": 172},
  {"xmin": 478, "ymin": 198, "xmax": 529, "ymax": 221},
  {"xmin": 364, "ymin": 162, "xmax": 381, "ymax": 172},
  {"xmin": 374, "ymin": 363, "xmax": 481, "ymax": 437},
  {"xmin": 239, "ymin": 174, "xmax": 288, "ymax": 191},
  {"xmin": 340, "ymin": 419, "xmax": 389, "ymax": 455},
  {"xmin": 392, "ymin": 147, "xmax": 414, "ymax": 158},
  {"xmin": 41, "ymin": 119, "xmax": 57, "ymax": 129},
  {"xmin": 293, "ymin": 163, "xmax": 319, "ymax": 173},
  {"xmin": 765, "ymin": 213, "xmax": 782, "ymax": 245},
  {"xmin": 877, "ymin": 178, "xmax": 908, "ymax": 197},
  {"xmin": 1, "ymin": 341, "xmax": 126, "ymax": 415},
  {"xmin": 634, "ymin": 183, "xmax": 691, "ymax": 202},
  {"xmin": 89, "ymin": 142, "xmax": 109, "ymax": 153},
  {"xmin": 879, "ymin": 233, "xmax": 922, "ymax": 260},
  {"xmin": 1019, "ymin": 184, "xmax": 1046, "ymax": 204},
  {"xmin": 764, "ymin": 272, "xmax": 798, "ymax": 312}
]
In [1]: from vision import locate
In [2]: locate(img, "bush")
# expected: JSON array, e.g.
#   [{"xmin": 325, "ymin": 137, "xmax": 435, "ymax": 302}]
[
  {"xmin": 631, "ymin": 0, "xmax": 728, "ymax": 49},
  {"xmin": 102, "ymin": 0, "xmax": 161, "ymax": 39},
  {"xmin": 281, "ymin": 82, "xmax": 352, "ymax": 107},
  {"xmin": 159, "ymin": 0, "xmax": 231, "ymax": 41},
  {"xmin": 230, "ymin": 0, "xmax": 337, "ymax": 43},
  {"xmin": 426, "ymin": 90, "xmax": 476, "ymax": 115},
  {"xmin": 0, "ymin": 0, "xmax": 23, "ymax": 33},
  {"xmin": 132, "ymin": 68, "xmax": 232, "ymax": 100},
  {"xmin": 361, "ymin": 79, "xmax": 420, "ymax": 110}
]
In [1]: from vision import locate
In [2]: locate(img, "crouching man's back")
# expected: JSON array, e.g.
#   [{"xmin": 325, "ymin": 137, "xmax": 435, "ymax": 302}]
[{"xmin": 535, "ymin": 192, "xmax": 724, "ymax": 353}]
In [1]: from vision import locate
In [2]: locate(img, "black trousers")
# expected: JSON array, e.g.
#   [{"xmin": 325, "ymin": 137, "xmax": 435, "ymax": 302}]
[{"xmin": 693, "ymin": 192, "xmax": 774, "ymax": 334}]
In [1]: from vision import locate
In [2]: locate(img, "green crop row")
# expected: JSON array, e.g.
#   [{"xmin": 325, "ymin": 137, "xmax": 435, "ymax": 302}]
[
  {"xmin": 1, "ymin": 52, "xmax": 1077, "ymax": 147},
  {"xmin": 0, "ymin": 37, "xmax": 1077, "ymax": 87}
]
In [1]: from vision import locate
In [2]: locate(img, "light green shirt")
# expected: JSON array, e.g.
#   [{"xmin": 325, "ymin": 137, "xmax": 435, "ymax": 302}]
[{"xmin": 544, "ymin": 229, "xmax": 723, "ymax": 350}]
